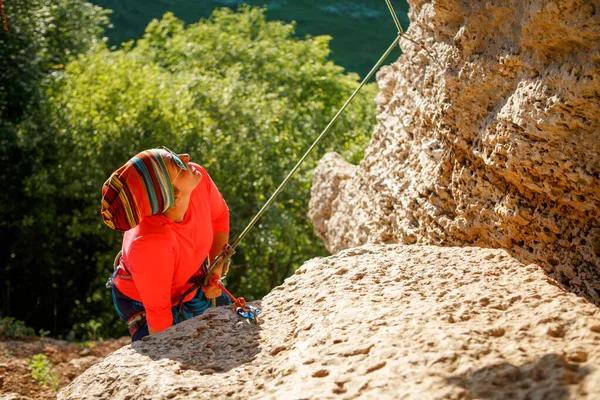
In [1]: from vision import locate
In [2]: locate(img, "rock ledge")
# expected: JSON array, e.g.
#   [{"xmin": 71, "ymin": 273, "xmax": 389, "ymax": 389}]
[{"xmin": 59, "ymin": 245, "xmax": 600, "ymax": 399}]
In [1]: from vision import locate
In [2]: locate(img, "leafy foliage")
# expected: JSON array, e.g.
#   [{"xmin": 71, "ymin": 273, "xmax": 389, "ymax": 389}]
[
  {"xmin": 0, "ymin": 0, "xmax": 110, "ymax": 336},
  {"xmin": 7, "ymin": 6, "xmax": 378, "ymax": 338},
  {"xmin": 88, "ymin": 0, "xmax": 409, "ymax": 77},
  {"xmin": 0, "ymin": 0, "xmax": 110, "ymax": 122},
  {"xmin": 0, "ymin": 317, "xmax": 36, "ymax": 339},
  {"xmin": 26, "ymin": 354, "xmax": 60, "ymax": 390}
]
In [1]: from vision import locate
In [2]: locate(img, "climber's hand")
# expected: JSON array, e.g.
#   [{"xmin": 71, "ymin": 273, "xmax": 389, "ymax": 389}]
[
  {"xmin": 202, "ymin": 246, "xmax": 232, "ymax": 299},
  {"xmin": 202, "ymin": 273, "xmax": 222, "ymax": 299}
]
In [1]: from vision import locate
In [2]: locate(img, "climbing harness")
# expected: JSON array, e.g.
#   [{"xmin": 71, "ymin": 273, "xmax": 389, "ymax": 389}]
[{"xmin": 105, "ymin": 250, "xmax": 131, "ymax": 289}]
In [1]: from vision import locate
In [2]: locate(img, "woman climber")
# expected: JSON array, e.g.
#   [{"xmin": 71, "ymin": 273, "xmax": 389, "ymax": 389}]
[{"xmin": 100, "ymin": 147, "xmax": 232, "ymax": 341}]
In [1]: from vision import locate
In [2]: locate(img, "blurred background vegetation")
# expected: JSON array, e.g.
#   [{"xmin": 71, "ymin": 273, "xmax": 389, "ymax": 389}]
[
  {"xmin": 0, "ymin": 0, "xmax": 408, "ymax": 340},
  {"xmin": 90, "ymin": 0, "xmax": 409, "ymax": 78}
]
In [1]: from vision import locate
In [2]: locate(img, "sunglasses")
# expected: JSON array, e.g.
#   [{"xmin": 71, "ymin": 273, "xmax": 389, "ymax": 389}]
[{"xmin": 161, "ymin": 146, "xmax": 188, "ymax": 171}]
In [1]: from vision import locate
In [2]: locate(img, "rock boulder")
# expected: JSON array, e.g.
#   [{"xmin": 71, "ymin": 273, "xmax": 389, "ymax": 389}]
[
  {"xmin": 308, "ymin": 0, "xmax": 600, "ymax": 304},
  {"xmin": 59, "ymin": 245, "xmax": 600, "ymax": 399}
]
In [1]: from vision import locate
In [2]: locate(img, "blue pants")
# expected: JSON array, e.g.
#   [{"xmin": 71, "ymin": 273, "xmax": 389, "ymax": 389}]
[{"xmin": 112, "ymin": 284, "xmax": 232, "ymax": 342}]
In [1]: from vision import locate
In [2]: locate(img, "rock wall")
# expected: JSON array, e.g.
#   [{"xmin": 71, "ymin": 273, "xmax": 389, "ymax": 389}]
[
  {"xmin": 309, "ymin": 0, "xmax": 600, "ymax": 303},
  {"xmin": 58, "ymin": 245, "xmax": 600, "ymax": 399}
]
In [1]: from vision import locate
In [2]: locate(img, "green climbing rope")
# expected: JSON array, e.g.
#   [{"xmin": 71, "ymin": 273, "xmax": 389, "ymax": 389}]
[
  {"xmin": 230, "ymin": 35, "xmax": 401, "ymax": 250},
  {"xmin": 384, "ymin": 0, "xmax": 405, "ymax": 34},
  {"xmin": 383, "ymin": 0, "xmax": 443, "ymax": 68}
]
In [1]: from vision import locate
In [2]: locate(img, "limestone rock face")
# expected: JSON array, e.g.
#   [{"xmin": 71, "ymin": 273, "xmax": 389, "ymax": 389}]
[
  {"xmin": 308, "ymin": 0, "xmax": 600, "ymax": 303},
  {"xmin": 58, "ymin": 245, "xmax": 600, "ymax": 399}
]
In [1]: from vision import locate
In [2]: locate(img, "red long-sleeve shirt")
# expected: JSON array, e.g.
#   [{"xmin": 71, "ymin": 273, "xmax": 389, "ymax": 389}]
[{"xmin": 115, "ymin": 163, "xmax": 229, "ymax": 331}]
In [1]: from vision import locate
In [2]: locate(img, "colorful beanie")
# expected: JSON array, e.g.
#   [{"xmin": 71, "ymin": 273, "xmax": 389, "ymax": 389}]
[{"xmin": 101, "ymin": 149, "xmax": 175, "ymax": 232}]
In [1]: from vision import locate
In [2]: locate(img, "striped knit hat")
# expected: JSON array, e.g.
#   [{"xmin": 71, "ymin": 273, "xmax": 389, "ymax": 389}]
[{"xmin": 101, "ymin": 149, "xmax": 175, "ymax": 232}]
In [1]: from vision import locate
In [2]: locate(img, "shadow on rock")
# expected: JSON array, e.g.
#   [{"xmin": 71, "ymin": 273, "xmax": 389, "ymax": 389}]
[
  {"xmin": 130, "ymin": 301, "xmax": 263, "ymax": 375},
  {"xmin": 446, "ymin": 353, "xmax": 590, "ymax": 399}
]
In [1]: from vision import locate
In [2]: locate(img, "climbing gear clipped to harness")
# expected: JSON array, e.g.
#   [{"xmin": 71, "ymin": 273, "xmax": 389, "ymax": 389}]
[
  {"xmin": 214, "ymin": 278, "xmax": 261, "ymax": 323},
  {"xmin": 175, "ymin": 245, "xmax": 260, "ymax": 323},
  {"xmin": 203, "ymin": 244, "xmax": 234, "ymax": 287},
  {"xmin": 176, "ymin": 253, "xmax": 222, "ymax": 311},
  {"xmin": 105, "ymin": 250, "xmax": 131, "ymax": 289}
]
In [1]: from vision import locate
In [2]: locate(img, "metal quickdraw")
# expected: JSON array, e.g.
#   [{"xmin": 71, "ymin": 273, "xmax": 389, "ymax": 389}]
[{"xmin": 212, "ymin": 277, "xmax": 261, "ymax": 323}]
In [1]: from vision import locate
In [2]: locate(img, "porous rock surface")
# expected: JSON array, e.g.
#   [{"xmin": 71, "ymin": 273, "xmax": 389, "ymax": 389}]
[
  {"xmin": 308, "ymin": 0, "xmax": 600, "ymax": 303},
  {"xmin": 59, "ymin": 245, "xmax": 600, "ymax": 399}
]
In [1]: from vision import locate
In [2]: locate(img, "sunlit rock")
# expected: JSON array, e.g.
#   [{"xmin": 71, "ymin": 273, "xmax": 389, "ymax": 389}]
[
  {"xmin": 309, "ymin": 0, "xmax": 600, "ymax": 303},
  {"xmin": 59, "ymin": 245, "xmax": 600, "ymax": 399}
]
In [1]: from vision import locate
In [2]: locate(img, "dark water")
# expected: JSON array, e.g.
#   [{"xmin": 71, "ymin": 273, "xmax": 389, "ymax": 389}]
[{"xmin": 89, "ymin": 0, "xmax": 410, "ymax": 77}]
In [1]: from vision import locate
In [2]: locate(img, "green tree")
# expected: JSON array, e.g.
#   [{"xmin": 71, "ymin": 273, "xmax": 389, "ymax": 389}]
[
  {"xmin": 0, "ymin": 0, "xmax": 109, "ymax": 333},
  {"xmin": 16, "ymin": 6, "xmax": 377, "ymax": 337}
]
